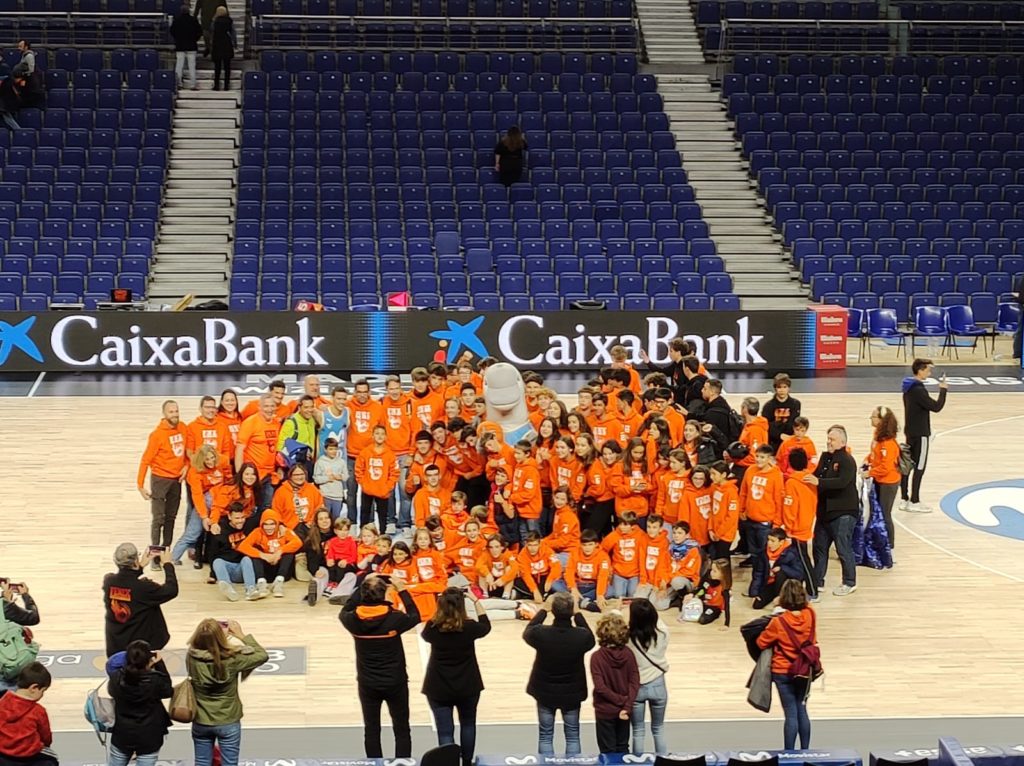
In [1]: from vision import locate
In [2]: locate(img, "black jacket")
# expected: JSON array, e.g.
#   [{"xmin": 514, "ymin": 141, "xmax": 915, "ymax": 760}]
[
  {"xmin": 340, "ymin": 586, "xmax": 420, "ymax": 690},
  {"xmin": 523, "ymin": 610, "xmax": 595, "ymax": 709},
  {"xmin": 752, "ymin": 544, "xmax": 804, "ymax": 595},
  {"xmin": 682, "ymin": 373, "xmax": 708, "ymax": 409},
  {"xmin": 761, "ymin": 395, "xmax": 801, "ymax": 450},
  {"xmin": 207, "ymin": 519, "xmax": 257, "ymax": 565},
  {"xmin": 170, "ymin": 12, "xmax": 202, "ymax": 51},
  {"xmin": 108, "ymin": 667, "xmax": 173, "ymax": 755},
  {"xmin": 102, "ymin": 565, "xmax": 178, "ymax": 656},
  {"xmin": 698, "ymin": 396, "xmax": 735, "ymax": 441},
  {"xmin": 902, "ymin": 378, "xmax": 947, "ymax": 438},
  {"xmin": 645, "ymin": 359, "xmax": 686, "ymax": 405},
  {"xmin": 2, "ymin": 594, "xmax": 39, "ymax": 626},
  {"xmin": 421, "ymin": 614, "xmax": 491, "ymax": 704},
  {"xmin": 813, "ymin": 449, "xmax": 859, "ymax": 522},
  {"xmin": 210, "ymin": 16, "xmax": 236, "ymax": 61}
]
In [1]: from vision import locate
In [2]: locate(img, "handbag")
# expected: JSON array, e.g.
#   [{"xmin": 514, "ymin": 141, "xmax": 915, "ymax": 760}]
[
  {"xmin": 777, "ymin": 610, "xmax": 823, "ymax": 681},
  {"xmin": 897, "ymin": 443, "xmax": 916, "ymax": 476},
  {"xmin": 630, "ymin": 635, "xmax": 668, "ymax": 675},
  {"xmin": 169, "ymin": 677, "xmax": 197, "ymax": 723}
]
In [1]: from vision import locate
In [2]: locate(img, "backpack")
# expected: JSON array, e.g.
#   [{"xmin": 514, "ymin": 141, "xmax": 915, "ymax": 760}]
[
  {"xmin": 726, "ymin": 409, "xmax": 744, "ymax": 442},
  {"xmin": 0, "ymin": 605, "xmax": 39, "ymax": 681},
  {"xmin": 777, "ymin": 610, "xmax": 823, "ymax": 681},
  {"xmin": 897, "ymin": 443, "xmax": 916, "ymax": 476},
  {"xmin": 83, "ymin": 682, "xmax": 116, "ymax": 744}
]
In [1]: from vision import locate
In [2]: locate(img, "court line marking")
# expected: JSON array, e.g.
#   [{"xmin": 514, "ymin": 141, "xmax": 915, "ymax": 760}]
[
  {"xmin": 26, "ymin": 372, "xmax": 45, "ymax": 398},
  {"xmin": 894, "ymin": 413, "xmax": 1024, "ymax": 584}
]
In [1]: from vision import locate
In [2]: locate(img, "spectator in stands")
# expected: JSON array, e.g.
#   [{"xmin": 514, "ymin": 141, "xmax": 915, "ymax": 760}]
[
  {"xmin": 0, "ymin": 663, "xmax": 55, "ymax": 766},
  {"xmin": 15, "ymin": 40, "xmax": 34, "ymax": 75},
  {"xmin": 194, "ymin": 0, "xmax": 221, "ymax": 55},
  {"xmin": 421, "ymin": 587, "xmax": 490, "ymax": 766},
  {"xmin": 187, "ymin": 619, "xmax": 269, "ymax": 766},
  {"xmin": 756, "ymin": 580, "xmax": 818, "ymax": 749},
  {"xmin": 103, "ymin": 543, "xmax": 178, "ymax": 660},
  {"xmin": 107, "ymin": 640, "xmax": 172, "ymax": 766},
  {"xmin": 170, "ymin": 5, "xmax": 202, "ymax": 91},
  {"xmin": 807, "ymin": 426, "xmax": 858, "ymax": 597},
  {"xmin": 494, "ymin": 126, "xmax": 528, "ymax": 187},
  {"xmin": 627, "ymin": 598, "xmax": 669, "ymax": 755},
  {"xmin": 137, "ymin": 401, "xmax": 189, "ymax": 556},
  {"xmin": 522, "ymin": 591, "xmax": 596, "ymax": 756},
  {"xmin": 340, "ymin": 574, "xmax": 420, "ymax": 758},
  {"xmin": 900, "ymin": 358, "xmax": 948, "ymax": 513},
  {"xmin": 209, "ymin": 6, "xmax": 236, "ymax": 92}
]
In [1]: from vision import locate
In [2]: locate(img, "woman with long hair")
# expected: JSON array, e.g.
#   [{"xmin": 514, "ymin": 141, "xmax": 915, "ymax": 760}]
[
  {"xmin": 171, "ymin": 444, "xmax": 228, "ymax": 567},
  {"xmin": 301, "ymin": 508, "xmax": 336, "ymax": 604},
  {"xmin": 216, "ymin": 389, "xmax": 242, "ymax": 450},
  {"xmin": 641, "ymin": 417, "xmax": 673, "ymax": 470},
  {"xmin": 566, "ymin": 412, "xmax": 591, "ymax": 439},
  {"xmin": 209, "ymin": 462, "xmax": 259, "ymax": 534},
  {"xmin": 209, "ymin": 5, "xmax": 235, "ymax": 91},
  {"xmin": 546, "ymin": 399, "xmax": 570, "ymax": 433},
  {"xmin": 421, "ymin": 587, "xmax": 491, "ymax": 766},
  {"xmin": 548, "ymin": 436, "xmax": 586, "ymax": 506},
  {"xmin": 186, "ymin": 619, "xmax": 269, "ymax": 766},
  {"xmin": 864, "ymin": 405, "xmax": 902, "ymax": 548},
  {"xmin": 107, "ymin": 640, "xmax": 172, "ymax": 766},
  {"xmin": 626, "ymin": 599, "xmax": 670, "ymax": 754},
  {"xmin": 494, "ymin": 125, "xmax": 528, "ymax": 187},
  {"xmin": 534, "ymin": 417, "xmax": 561, "ymax": 534},
  {"xmin": 614, "ymin": 437, "xmax": 654, "ymax": 525}
]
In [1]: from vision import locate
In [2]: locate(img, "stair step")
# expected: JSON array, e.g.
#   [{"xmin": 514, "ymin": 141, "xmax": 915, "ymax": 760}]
[
  {"xmin": 741, "ymin": 297, "xmax": 810, "ymax": 310},
  {"xmin": 167, "ymin": 178, "xmax": 234, "ymax": 189},
  {"xmin": 155, "ymin": 243, "xmax": 232, "ymax": 256}
]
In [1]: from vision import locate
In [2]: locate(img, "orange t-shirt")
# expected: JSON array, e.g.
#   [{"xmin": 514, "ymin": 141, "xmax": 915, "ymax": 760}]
[
  {"xmin": 241, "ymin": 399, "xmax": 291, "ymax": 421},
  {"xmin": 236, "ymin": 414, "xmax": 281, "ymax": 477},
  {"xmin": 137, "ymin": 420, "xmax": 188, "ymax": 487},
  {"xmin": 711, "ymin": 480, "xmax": 740, "ymax": 544},
  {"xmin": 601, "ymin": 527, "xmax": 645, "ymax": 578},
  {"xmin": 739, "ymin": 465, "xmax": 786, "ymax": 525},
  {"xmin": 271, "ymin": 481, "xmax": 324, "ymax": 530}
]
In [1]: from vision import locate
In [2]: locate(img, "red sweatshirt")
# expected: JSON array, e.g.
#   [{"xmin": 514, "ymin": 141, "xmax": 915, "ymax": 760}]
[{"xmin": 0, "ymin": 693, "xmax": 52, "ymax": 758}]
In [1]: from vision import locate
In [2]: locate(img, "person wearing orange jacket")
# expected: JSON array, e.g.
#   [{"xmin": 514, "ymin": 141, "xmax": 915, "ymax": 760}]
[
  {"xmin": 735, "ymin": 397, "xmax": 770, "ymax": 474},
  {"xmin": 475, "ymin": 535, "xmax": 519, "ymax": 609},
  {"xmin": 548, "ymin": 437, "xmax": 587, "ymax": 505},
  {"xmin": 614, "ymin": 391, "xmax": 645, "ymax": 447},
  {"xmin": 584, "ymin": 438, "xmax": 620, "ymax": 536},
  {"xmin": 588, "ymin": 393, "xmax": 622, "ymax": 449},
  {"xmin": 708, "ymin": 461, "xmax": 739, "ymax": 561},
  {"xmin": 611, "ymin": 439, "xmax": 654, "ymax": 524},
  {"xmin": 544, "ymin": 487, "xmax": 581, "ymax": 560},
  {"xmin": 355, "ymin": 425, "xmax": 400, "ymax": 533},
  {"xmin": 510, "ymin": 441, "xmax": 543, "ymax": 541},
  {"xmin": 447, "ymin": 519, "xmax": 487, "ymax": 583},
  {"xmin": 635, "ymin": 513, "xmax": 670, "ymax": 587},
  {"xmin": 565, "ymin": 529, "xmax": 611, "ymax": 612},
  {"xmin": 408, "ymin": 528, "xmax": 448, "ymax": 621},
  {"xmin": 740, "ymin": 445, "xmax": 786, "ymax": 598},
  {"xmin": 601, "ymin": 511, "xmax": 645, "ymax": 598},
  {"xmin": 412, "ymin": 464, "xmax": 452, "ymax": 528},
  {"xmin": 237, "ymin": 509, "xmax": 302, "ymax": 598},
  {"xmin": 271, "ymin": 463, "xmax": 325, "ymax": 534},
  {"xmin": 170, "ymin": 444, "xmax": 228, "ymax": 568},
  {"xmin": 684, "ymin": 466, "xmax": 714, "ymax": 546},
  {"xmin": 185, "ymin": 395, "xmax": 233, "ymax": 468},
  {"xmin": 516, "ymin": 532, "xmax": 565, "ymax": 602},
  {"xmin": 235, "ymin": 392, "xmax": 282, "ymax": 510},
  {"xmin": 655, "ymin": 450, "xmax": 689, "ymax": 526},
  {"xmin": 863, "ymin": 406, "xmax": 903, "ymax": 550},
  {"xmin": 138, "ymin": 400, "xmax": 189, "ymax": 555},
  {"xmin": 381, "ymin": 375, "xmax": 416, "ymax": 533},
  {"xmin": 209, "ymin": 463, "xmax": 259, "ymax": 529},
  {"xmin": 776, "ymin": 416, "xmax": 818, "ymax": 477},
  {"xmin": 782, "ymin": 448, "xmax": 818, "ymax": 598},
  {"xmin": 346, "ymin": 379, "xmax": 385, "ymax": 515},
  {"xmin": 406, "ymin": 431, "xmax": 450, "ymax": 498}
]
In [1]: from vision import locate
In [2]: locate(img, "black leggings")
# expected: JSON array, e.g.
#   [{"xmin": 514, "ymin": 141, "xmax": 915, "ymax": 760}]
[
  {"xmin": 752, "ymin": 573, "xmax": 791, "ymax": 610},
  {"xmin": 252, "ymin": 554, "xmax": 295, "ymax": 582},
  {"xmin": 876, "ymin": 481, "xmax": 899, "ymax": 548},
  {"xmin": 212, "ymin": 57, "xmax": 231, "ymax": 89}
]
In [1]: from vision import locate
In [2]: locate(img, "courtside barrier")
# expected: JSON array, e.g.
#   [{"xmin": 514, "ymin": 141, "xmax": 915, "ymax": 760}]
[
  {"xmin": 0, "ymin": 308, "xmax": 847, "ymax": 373},
  {"xmin": 871, "ymin": 742, "xmax": 1024, "ymax": 766}
]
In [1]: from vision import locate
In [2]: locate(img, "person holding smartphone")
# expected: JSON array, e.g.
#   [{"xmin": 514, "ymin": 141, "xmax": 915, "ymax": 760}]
[
  {"xmin": 107, "ymin": 640, "xmax": 173, "ymax": 766},
  {"xmin": 102, "ymin": 543, "xmax": 178, "ymax": 661},
  {"xmin": 900, "ymin": 358, "xmax": 948, "ymax": 513},
  {"xmin": 0, "ymin": 579, "xmax": 40, "ymax": 693}
]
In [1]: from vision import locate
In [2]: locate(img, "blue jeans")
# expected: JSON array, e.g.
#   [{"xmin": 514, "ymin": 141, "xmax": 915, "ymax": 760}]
[
  {"xmin": 212, "ymin": 558, "xmax": 256, "ymax": 590},
  {"xmin": 773, "ymin": 673, "xmax": 811, "ymax": 750},
  {"xmin": 517, "ymin": 517, "xmax": 541, "ymax": 543},
  {"xmin": 609, "ymin": 574, "xmax": 639, "ymax": 599},
  {"xmin": 428, "ymin": 692, "xmax": 480, "ymax": 765},
  {"xmin": 193, "ymin": 721, "xmax": 242, "ymax": 766},
  {"xmin": 630, "ymin": 674, "xmax": 668, "ymax": 754},
  {"xmin": 109, "ymin": 743, "xmax": 160, "ymax": 766},
  {"xmin": 258, "ymin": 476, "xmax": 275, "ymax": 510},
  {"xmin": 346, "ymin": 456, "xmax": 359, "ymax": 520},
  {"xmin": 324, "ymin": 497, "xmax": 345, "ymax": 521},
  {"xmin": 744, "ymin": 520, "xmax": 771, "ymax": 596},
  {"xmin": 812, "ymin": 513, "xmax": 857, "ymax": 588},
  {"xmin": 171, "ymin": 496, "xmax": 206, "ymax": 563},
  {"xmin": 537, "ymin": 703, "xmax": 581, "ymax": 756},
  {"xmin": 387, "ymin": 459, "xmax": 412, "ymax": 529}
]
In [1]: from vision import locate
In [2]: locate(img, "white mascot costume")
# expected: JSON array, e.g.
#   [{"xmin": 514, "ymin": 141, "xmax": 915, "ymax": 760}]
[{"xmin": 483, "ymin": 363, "xmax": 537, "ymax": 446}]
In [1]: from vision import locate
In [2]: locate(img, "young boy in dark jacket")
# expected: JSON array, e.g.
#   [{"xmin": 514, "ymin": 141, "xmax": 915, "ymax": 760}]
[
  {"xmin": 0, "ymin": 663, "xmax": 56, "ymax": 766},
  {"xmin": 752, "ymin": 527, "xmax": 805, "ymax": 610},
  {"xmin": 589, "ymin": 612, "xmax": 640, "ymax": 754}
]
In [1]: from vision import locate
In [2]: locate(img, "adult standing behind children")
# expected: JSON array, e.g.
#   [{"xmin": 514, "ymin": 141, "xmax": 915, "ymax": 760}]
[
  {"xmin": 421, "ymin": 588, "xmax": 491, "ymax": 766},
  {"xmin": 107, "ymin": 640, "xmax": 172, "ymax": 766},
  {"xmin": 806, "ymin": 426, "xmax": 858, "ymax": 597},
  {"xmin": 522, "ymin": 591, "xmax": 596, "ymax": 756},
  {"xmin": 340, "ymin": 574, "xmax": 421, "ymax": 758},
  {"xmin": 627, "ymin": 598, "xmax": 669, "ymax": 755},
  {"xmin": 901, "ymin": 358, "xmax": 948, "ymax": 513},
  {"xmin": 137, "ymin": 400, "xmax": 188, "ymax": 553},
  {"xmin": 103, "ymin": 544, "xmax": 178, "ymax": 660}
]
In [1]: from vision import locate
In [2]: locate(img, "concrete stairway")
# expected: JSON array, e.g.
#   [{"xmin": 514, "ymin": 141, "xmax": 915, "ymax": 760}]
[
  {"xmin": 656, "ymin": 73, "xmax": 811, "ymax": 310},
  {"xmin": 147, "ymin": 77, "xmax": 240, "ymax": 304},
  {"xmin": 634, "ymin": 0, "xmax": 706, "ymax": 67}
]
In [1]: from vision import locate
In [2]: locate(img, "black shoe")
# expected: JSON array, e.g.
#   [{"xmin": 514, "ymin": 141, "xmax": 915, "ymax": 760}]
[
  {"xmin": 328, "ymin": 592, "xmax": 349, "ymax": 606},
  {"xmin": 738, "ymin": 558, "xmax": 754, "ymax": 568},
  {"xmin": 193, "ymin": 561, "xmax": 204, "ymax": 570},
  {"xmin": 307, "ymin": 581, "xmax": 318, "ymax": 606}
]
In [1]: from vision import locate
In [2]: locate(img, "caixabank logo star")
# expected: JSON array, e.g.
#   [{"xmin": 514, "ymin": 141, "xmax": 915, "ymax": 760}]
[{"xmin": 0, "ymin": 316, "xmax": 43, "ymax": 365}]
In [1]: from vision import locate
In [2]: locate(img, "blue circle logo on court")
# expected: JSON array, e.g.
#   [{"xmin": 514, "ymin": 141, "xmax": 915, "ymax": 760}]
[{"xmin": 941, "ymin": 479, "xmax": 1024, "ymax": 542}]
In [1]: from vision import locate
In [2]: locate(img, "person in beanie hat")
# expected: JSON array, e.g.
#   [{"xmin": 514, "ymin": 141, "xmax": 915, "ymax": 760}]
[{"xmin": 102, "ymin": 543, "xmax": 178, "ymax": 662}]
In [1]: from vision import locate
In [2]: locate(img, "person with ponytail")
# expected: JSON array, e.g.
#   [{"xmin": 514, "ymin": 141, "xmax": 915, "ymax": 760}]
[
  {"xmin": 863, "ymin": 406, "xmax": 902, "ymax": 548},
  {"xmin": 107, "ymin": 640, "xmax": 172, "ymax": 766}
]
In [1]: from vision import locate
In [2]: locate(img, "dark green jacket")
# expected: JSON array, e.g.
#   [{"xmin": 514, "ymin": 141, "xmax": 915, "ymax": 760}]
[{"xmin": 186, "ymin": 634, "xmax": 268, "ymax": 725}]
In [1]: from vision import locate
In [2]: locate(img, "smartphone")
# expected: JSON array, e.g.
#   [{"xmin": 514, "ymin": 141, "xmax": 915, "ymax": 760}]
[
  {"xmin": 10, "ymin": 584, "xmax": 24, "ymax": 594},
  {"xmin": 218, "ymin": 620, "xmax": 230, "ymax": 629},
  {"xmin": 149, "ymin": 545, "xmax": 167, "ymax": 554}
]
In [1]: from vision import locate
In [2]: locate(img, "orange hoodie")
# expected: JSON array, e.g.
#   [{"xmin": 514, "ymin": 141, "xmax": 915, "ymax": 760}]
[
  {"xmin": 510, "ymin": 457, "xmax": 543, "ymax": 520},
  {"xmin": 545, "ymin": 506, "xmax": 581, "ymax": 554},
  {"xmin": 740, "ymin": 465, "xmax": 786, "ymax": 525},
  {"xmin": 866, "ymin": 438, "xmax": 901, "ymax": 485},
  {"xmin": 185, "ymin": 416, "xmax": 233, "ymax": 468},
  {"xmin": 601, "ymin": 527, "xmax": 645, "ymax": 578},
  {"xmin": 355, "ymin": 444, "xmax": 399, "ymax": 498},
  {"xmin": 412, "ymin": 485, "xmax": 452, "ymax": 528},
  {"xmin": 236, "ymin": 413, "xmax": 281, "ymax": 478},
  {"xmin": 517, "ymin": 543, "xmax": 564, "ymax": 593},
  {"xmin": 216, "ymin": 410, "xmax": 242, "ymax": 449},
  {"xmin": 241, "ymin": 398, "xmax": 291, "ymax": 421},
  {"xmin": 565, "ymin": 546, "xmax": 611, "ymax": 594},
  {"xmin": 710, "ymin": 480, "xmax": 739, "ymax": 544},
  {"xmin": 347, "ymin": 399, "xmax": 384, "ymax": 458},
  {"xmin": 610, "ymin": 463, "xmax": 653, "ymax": 517},
  {"xmin": 661, "ymin": 407, "xmax": 686, "ymax": 447},
  {"xmin": 776, "ymin": 435, "xmax": 818, "ymax": 476},
  {"xmin": 782, "ymin": 471, "xmax": 817, "ymax": 542},
  {"xmin": 669, "ymin": 543, "xmax": 702, "ymax": 587},
  {"xmin": 590, "ymin": 412, "xmax": 622, "ymax": 448},
  {"xmin": 409, "ymin": 389, "xmax": 444, "ymax": 430},
  {"xmin": 209, "ymin": 483, "xmax": 256, "ymax": 525},
  {"xmin": 484, "ymin": 443, "xmax": 516, "ymax": 483},
  {"xmin": 271, "ymin": 481, "xmax": 324, "ymax": 530},
  {"xmin": 187, "ymin": 465, "xmax": 227, "ymax": 520},
  {"xmin": 736, "ymin": 416, "xmax": 770, "ymax": 468},
  {"xmin": 138, "ymin": 419, "xmax": 188, "ymax": 488},
  {"xmin": 405, "ymin": 449, "xmax": 449, "ymax": 495},
  {"xmin": 655, "ymin": 472, "xmax": 689, "ymax": 525},
  {"xmin": 475, "ymin": 549, "xmax": 518, "ymax": 586},
  {"xmin": 617, "ymin": 411, "xmax": 645, "ymax": 447},
  {"xmin": 548, "ymin": 455, "xmax": 587, "ymax": 502},
  {"xmin": 585, "ymin": 459, "xmax": 616, "ymax": 502},
  {"xmin": 757, "ymin": 607, "xmax": 818, "ymax": 675},
  {"xmin": 409, "ymin": 549, "xmax": 447, "ymax": 621},
  {"xmin": 639, "ymin": 530, "xmax": 670, "ymax": 587},
  {"xmin": 448, "ymin": 535, "xmax": 486, "ymax": 575},
  {"xmin": 380, "ymin": 394, "xmax": 415, "ymax": 456},
  {"xmin": 237, "ymin": 510, "xmax": 302, "ymax": 558},
  {"xmin": 683, "ymin": 483, "xmax": 714, "ymax": 545}
]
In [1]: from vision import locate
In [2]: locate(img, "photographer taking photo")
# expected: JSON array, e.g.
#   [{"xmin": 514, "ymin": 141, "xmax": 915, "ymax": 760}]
[{"xmin": 102, "ymin": 543, "xmax": 178, "ymax": 661}]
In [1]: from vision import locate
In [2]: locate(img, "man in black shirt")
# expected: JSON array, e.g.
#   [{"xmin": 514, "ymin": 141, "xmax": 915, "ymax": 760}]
[
  {"xmin": 806, "ymin": 425, "xmax": 859, "ymax": 598},
  {"xmin": 761, "ymin": 373, "xmax": 802, "ymax": 451},
  {"xmin": 102, "ymin": 543, "xmax": 178, "ymax": 658},
  {"xmin": 901, "ymin": 358, "xmax": 948, "ymax": 512},
  {"xmin": 340, "ymin": 574, "xmax": 420, "ymax": 758}
]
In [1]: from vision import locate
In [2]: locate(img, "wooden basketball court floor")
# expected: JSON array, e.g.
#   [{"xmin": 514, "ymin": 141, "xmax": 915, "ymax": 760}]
[{"xmin": 2, "ymin": 383, "xmax": 1024, "ymax": 737}]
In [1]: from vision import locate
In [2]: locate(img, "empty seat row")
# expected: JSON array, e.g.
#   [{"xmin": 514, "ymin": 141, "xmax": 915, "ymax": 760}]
[
  {"xmin": 0, "ymin": 19, "xmax": 168, "ymax": 47},
  {"xmin": 768, "ymin": 183, "xmax": 1024, "ymax": 207},
  {"xmin": 725, "ymin": 72, "xmax": 1024, "ymax": 98},
  {"xmin": 735, "ymin": 110, "xmax": 1024, "ymax": 136},
  {"xmin": 729, "ymin": 91, "xmax": 1023, "ymax": 117},
  {"xmin": 732, "ymin": 53, "xmax": 1024, "ymax": 78},
  {"xmin": 0, "ymin": 0, "xmax": 171, "ymax": 11},
  {"xmin": 253, "ymin": 0, "xmax": 630, "ymax": 16},
  {"xmin": 749, "ymin": 148, "xmax": 1024, "ymax": 174},
  {"xmin": 782, "ymin": 217, "xmax": 1024, "ymax": 244},
  {"xmin": 792, "ymin": 237, "xmax": 1024, "ymax": 261},
  {"xmin": 895, "ymin": 1, "xmax": 1024, "ymax": 21}
]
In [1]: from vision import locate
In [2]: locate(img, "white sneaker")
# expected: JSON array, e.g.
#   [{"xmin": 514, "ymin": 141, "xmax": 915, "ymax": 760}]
[
  {"xmin": 272, "ymin": 577, "xmax": 285, "ymax": 598},
  {"xmin": 832, "ymin": 584, "xmax": 857, "ymax": 596},
  {"xmin": 898, "ymin": 499, "xmax": 910, "ymax": 512},
  {"xmin": 217, "ymin": 581, "xmax": 239, "ymax": 602},
  {"xmin": 244, "ymin": 587, "xmax": 261, "ymax": 601},
  {"xmin": 256, "ymin": 578, "xmax": 269, "ymax": 598},
  {"xmin": 908, "ymin": 502, "xmax": 933, "ymax": 513}
]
